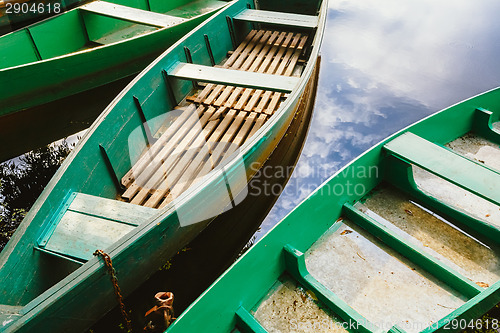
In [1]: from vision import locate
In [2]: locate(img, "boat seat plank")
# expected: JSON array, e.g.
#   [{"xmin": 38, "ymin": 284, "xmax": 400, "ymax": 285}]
[
  {"xmin": 68, "ymin": 193, "xmax": 156, "ymax": 226},
  {"xmin": 38, "ymin": 193, "xmax": 156, "ymax": 262},
  {"xmin": 81, "ymin": 1, "xmax": 185, "ymax": 27},
  {"xmin": 384, "ymin": 132, "xmax": 500, "ymax": 205},
  {"xmin": 234, "ymin": 9, "xmax": 318, "ymax": 29},
  {"xmin": 167, "ymin": 62, "xmax": 299, "ymax": 93}
]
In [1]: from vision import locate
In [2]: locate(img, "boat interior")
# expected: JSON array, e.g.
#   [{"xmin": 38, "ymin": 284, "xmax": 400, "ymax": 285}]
[
  {"xmin": 0, "ymin": 0, "xmax": 230, "ymax": 68},
  {"xmin": 0, "ymin": 0, "xmax": 323, "ymax": 312},
  {"xmin": 35, "ymin": 12, "xmax": 319, "ymax": 263},
  {"xmin": 167, "ymin": 93, "xmax": 500, "ymax": 332}
]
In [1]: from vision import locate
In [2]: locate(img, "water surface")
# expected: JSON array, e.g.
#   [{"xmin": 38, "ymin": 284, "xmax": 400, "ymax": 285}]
[{"xmin": 257, "ymin": 0, "xmax": 500, "ymax": 238}]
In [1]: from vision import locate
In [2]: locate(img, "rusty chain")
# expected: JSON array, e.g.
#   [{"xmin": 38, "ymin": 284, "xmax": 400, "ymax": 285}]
[{"xmin": 93, "ymin": 249, "xmax": 133, "ymax": 333}]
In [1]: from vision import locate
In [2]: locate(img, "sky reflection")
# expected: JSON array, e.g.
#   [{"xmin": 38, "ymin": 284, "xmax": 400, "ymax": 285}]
[{"xmin": 257, "ymin": 0, "xmax": 500, "ymax": 237}]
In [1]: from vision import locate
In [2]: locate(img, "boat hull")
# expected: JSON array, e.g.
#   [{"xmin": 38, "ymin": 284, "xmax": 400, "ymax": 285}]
[
  {"xmin": 90, "ymin": 56, "xmax": 320, "ymax": 332},
  {"xmin": 166, "ymin": 86, "xmax": 500, "ymax": 333},
  {"xmin": 0, "ymin": 9, "xmax": 216, "ymax": 117},
  {"xmin": 0, "ymin": 0, "xmax": 324, "ymax": 330}
]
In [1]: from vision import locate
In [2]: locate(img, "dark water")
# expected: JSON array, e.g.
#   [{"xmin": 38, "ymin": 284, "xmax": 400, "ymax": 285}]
[{"xmin": 257, "ymin": 0, "xmax": 500, "ymax": 239}]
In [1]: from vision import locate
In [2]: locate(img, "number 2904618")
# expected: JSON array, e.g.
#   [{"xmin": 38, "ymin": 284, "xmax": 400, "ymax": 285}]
[{"xmin": 5, "ymin": 2, "xmax": 61, "ymax": 14}]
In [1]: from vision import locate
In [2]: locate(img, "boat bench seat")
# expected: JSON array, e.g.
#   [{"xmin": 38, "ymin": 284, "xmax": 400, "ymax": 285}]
[
  {"xmin": 120, "ymin": 29, "xmax": 309, "ymax": 209},
  {"xmin": 384, "ymin": 132, "xmax": 500, "ymax": 205},
  {"xmin": 234, "ymin": 9, "xmax": 318, "ymax": 28},
  {"xmin": 80, "ymin": 1, "xmax": 186, "ymax": 28},
  {"xmin": 168, "ymin": 62, "xmax": 299, "ymax": 93},
  {"xmin": 36, "ymin": 192, "xmax": 157, "ymax": 263}
]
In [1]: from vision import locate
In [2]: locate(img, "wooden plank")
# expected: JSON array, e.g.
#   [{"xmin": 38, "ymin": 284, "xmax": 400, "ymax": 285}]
[
  {"xmin": 204, "ymin": 85, "xmax": 226, "ymax": 106},
  {"xmin": 195, "ymin": 30, "xmax": 259, "ymax": 104},
  {"xmin": 81, "ymin": 1, "xmax": 185, "ymax": 28},
  {"xmin": 239, "ymin": 31, "xmax": 273, "ymax": 71},
  {"xmin": 233, "ymin": 113, "xmax": 257, "ymax": 146},
  {"xmin": 234, "ymin": 9, "xmax": 318, "ymax": 29},
  {"xmin": 122, "ymin": 107, "xmax": 214, "ymax": 201},
  {"xmin": 220, "ymin": 111, "xmax": 247, "ymax": 143},
  {"xmin": 384, "ymin": 132, "xmax": 500, "ymax": 205},
  {"xmin": 243, "ymin": 32, "xmax": 295, "ymax": 112},
  {"xmin": 265, "ymin": 92, "xmax": 284, "ymax": 115},
  {"xmin": 209, "ymin": 106, "xmax": 228, "ymax": 121},
  {"xmin": 144, "ymin": 110, "xmax": 238, "ymax": 207},
  {"xmin": 224, "ymin": 30, "xmax": 259, "ymax": 68},
  {"xmin": 230, "ymin": 30, "xmax": 266, "ymax": 70},
  {"xmin": 69, "ymin": 193, "xmax": 156, "ymax": 226},
  {"xmin": 127, "ymin": 108, "xmax": 217, "ymax": 205},
  {"xmin": 121, "ymin": 106, "xmax": 201, "ymax": 187},
  {"xmin": 264, "ymin": 37, "xmax": 306, "ymax": 114},
  {"xmin": 257, "ymin": 34, "xmax": 305, "ymax": 114},
  {"xmin": 44, "ymin": 210, "xmax": 135, "ymax": 261},
  {"xmin": 167, "ymin": 63, "xmax": 300, "ymax": 93},
  {"xmin": 223, "ymin": 87, "xmax": 244, "ymax": 109},
  {"xmin": 223, "ymin": 31, "xmax": 281, "ymax": 108},
  {"xmin": 131, "ymin": 108, "xmax": 222, "ymax": 205},
  {"xmin": 234, "ymin": 88, "xmax": 256, "ymax": 111},
  {"xmin": 247, "ymin": 114, "xmax": 268, "ymax": 138},
  {"xmin": 159, "ymin": 139, "xmax": 239, "ymax": 209},
  {"xmin": 267, "ymin": 32, "xmax": 295, "ymax": 74}
]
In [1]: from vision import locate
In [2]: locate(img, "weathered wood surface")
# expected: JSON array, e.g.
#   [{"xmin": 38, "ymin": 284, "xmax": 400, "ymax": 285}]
[
  {"xmin": 81, "ymin": 1, "xmax": 185, "ymax": 27},
  {"xmin": 234, "ymin": 9, "xmax": 318, "ymax": 28},
  {"xmin": 122, "ymin": 29, "xmax": 307, "ymax": 208}
]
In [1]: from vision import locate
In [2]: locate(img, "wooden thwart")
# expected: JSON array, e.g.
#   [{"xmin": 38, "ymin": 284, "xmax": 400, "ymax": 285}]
[
  {"xmin": 167, "ymin": 63, "xmax": 299, "ymax": 93},
  {"xmin": 81, "ymin": 1, "xmax": 185, "ymax": 27},
  {"xmin": 234, "ymin": 9, "xmax": 318, "ymax": 29},
  {"xmin": 384, "ymin": 132, "xmax": 500, "ymax": 205}
]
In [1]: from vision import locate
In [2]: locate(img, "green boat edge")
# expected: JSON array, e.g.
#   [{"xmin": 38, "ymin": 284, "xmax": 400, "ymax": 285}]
[
  {"xmin": 166, "ymin": 86, "xmax": 500, "ymax": 333},
  {"xmin": 0, "ymin": 0, "xmax": 231, "ymax": 117}
]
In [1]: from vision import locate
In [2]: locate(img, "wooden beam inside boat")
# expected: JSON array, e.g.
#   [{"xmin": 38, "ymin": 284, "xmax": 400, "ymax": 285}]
[
  {"xmin": 80, "ymin": 1, "xmax": 185, "ymax": 28},
  {"xmin": 234, "ymin": 9, "xmax": 318, "ymax": 28},
  {"xmin": 167, "ymin": 62, "xmax": 299, "ymax": 93},
  {"xmin": 384, "ymin": 132, "xmax": 500, "ymax": 205}
]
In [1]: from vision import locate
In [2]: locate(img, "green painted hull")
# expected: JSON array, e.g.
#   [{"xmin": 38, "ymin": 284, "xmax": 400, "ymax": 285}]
[
  {"xmin": 0, "ymin": 0, "xmax": 230, "ymax": 117},
  {"xmin": 167, "ymin": 87, "xmax": 500, "ymax": 332},
  {"xmin": 0, "ymin": 0, "xmax": 325, "ymax": 331}
]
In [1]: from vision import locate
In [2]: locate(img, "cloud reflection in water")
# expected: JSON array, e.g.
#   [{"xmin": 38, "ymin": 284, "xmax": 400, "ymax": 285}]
[{"xmin": 258, "ymin": 0, "xmax": 500, "ymax": 238}]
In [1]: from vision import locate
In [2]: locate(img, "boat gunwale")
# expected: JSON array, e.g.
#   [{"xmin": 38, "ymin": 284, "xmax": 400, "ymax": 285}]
[{"xmin": 0, "ymin": 0, "xmax": 231, "ymax": 72}]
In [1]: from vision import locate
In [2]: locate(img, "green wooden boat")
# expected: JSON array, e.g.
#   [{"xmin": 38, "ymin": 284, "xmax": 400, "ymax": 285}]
[
  {"xmin": 166, "ymin": 88, "xmax": 500, "ymax": 332},
  {"xmin": 0, "ymin": 0, "xmax": 326, "ymax": 331},
  {"xmin": 0, "ymin": 0, "xmax": 231, "ymax": 117}
]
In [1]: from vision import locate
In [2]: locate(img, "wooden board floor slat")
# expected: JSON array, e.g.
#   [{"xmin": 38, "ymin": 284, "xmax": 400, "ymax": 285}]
[{"xmin": 122, "ymin": 29, "xmax": 307, "ymax": 208}]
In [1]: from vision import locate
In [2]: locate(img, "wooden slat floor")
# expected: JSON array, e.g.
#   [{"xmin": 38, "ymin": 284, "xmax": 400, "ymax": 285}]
[{"xmin": 120, "ymin": 29, "xmax": 307, "ymax": 209}]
